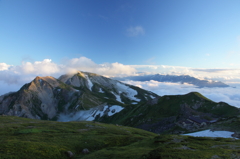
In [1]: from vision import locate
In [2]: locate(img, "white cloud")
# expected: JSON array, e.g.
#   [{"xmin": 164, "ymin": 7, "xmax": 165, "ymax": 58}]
[
  {"xmin": 123, "ymin": 80, "xmax": 240, "ymax": 108},
  {"xmin": 64, "ymin": 57, "xmax": 137, "ymax": 76},
  {"xmin": 126, "ymin": 26, "xmax": 145, "ymax": 37},
  {"xmin": 18, "ymin": 59, "xmax": 60, "ymax": 75},
  {"xmin": 0, "ymin": 63, "xmax": 11, "ymax": 71},
  {"xmin": 0, "ymin": 57, "xmax": 137, "ymax": 95}
]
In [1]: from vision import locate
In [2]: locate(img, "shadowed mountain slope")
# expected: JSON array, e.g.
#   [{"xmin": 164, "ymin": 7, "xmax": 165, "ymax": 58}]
[{"xmin": 97, "ymin": 92, "xmax": 240, "ymax": 134}]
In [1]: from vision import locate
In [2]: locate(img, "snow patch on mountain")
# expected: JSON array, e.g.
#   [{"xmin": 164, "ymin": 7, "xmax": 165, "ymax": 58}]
[
  {"xmin": 183, "ymin": 129, "xmax": 235, "ymax": 138},
  {"xmin": 150, "ymin": 95, "xmax": 155, "ymax": 99},
  {"xmin": 85, "ymin": 75, "xmax": 93, "ymax": 91},
  {"xmin": 75, "ymin": 105, "xmax": 80, "ymax": 110},
  {"xmin": 85, "ymin": 106, "xmax": 109, "ymax": 120},
  {"xmin": 99, "ymin": 88, "xmax": 104, "ymax": 93},
  {"xmin": 58, "ymin": 105, "xmax": 124, "ymax": 122},
  {"xmin": 116, "ymin": 83, "xmax": 140, "ymax": 102},
  {"xmin": 111, "ymin": 91, "xmax": 123, "ymax": 103},
  {"xmin": 108, "ymin": 105, "xmax": 124, "ymax": 116}
]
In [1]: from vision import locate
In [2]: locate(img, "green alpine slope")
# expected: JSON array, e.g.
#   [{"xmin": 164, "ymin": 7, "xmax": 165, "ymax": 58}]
[
  {"xmin": 97, "ymin": 92, "xmax": 240, "ymax": 134},
  {"xmin": 1, "ymin": 116, "xmax": 240, "ymax": 159}
]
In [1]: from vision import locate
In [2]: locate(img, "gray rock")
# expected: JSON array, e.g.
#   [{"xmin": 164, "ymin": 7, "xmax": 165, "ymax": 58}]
[
  {"xmin": 82, "ymin": 148, "xmax": 90, "ymax": 154},
  {"xmin": 66, "ymin": 151, "xmax": 74, "ymax": 158}
]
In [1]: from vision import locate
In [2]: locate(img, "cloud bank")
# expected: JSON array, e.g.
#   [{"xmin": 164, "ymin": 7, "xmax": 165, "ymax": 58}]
[
  {"xmin": 0, "ymin": 57, "xmax": 137, "ymax": 95},
  {"xmin": 131, "ymin": 65, "xmax": 240, "ymax": 83}
]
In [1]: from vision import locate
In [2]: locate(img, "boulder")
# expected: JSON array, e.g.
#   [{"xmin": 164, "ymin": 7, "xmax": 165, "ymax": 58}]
[
  {"xmin": 66, "ymin": 151, "xmax": 74, "ymax": 158},
  {"xmin": 82, "ymin": 148, "xmax": 90, "ymax": 154}
]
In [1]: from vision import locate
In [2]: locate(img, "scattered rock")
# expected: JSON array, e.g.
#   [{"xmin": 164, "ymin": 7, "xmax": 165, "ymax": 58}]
[
  {"xmin": 82, "ymin": 148, "xmax": 90, "ymax": 154},
  {"xmin": 66, "ymin": 151, "xmax": 74, "ymax": 158},
  {"xmin": 231, "ymin": 132, "xmax": 240, "ymax": 139},
  {"xmin": 111, "ymin": 109, "xmax": 116, "ymax": 113},
  {"xmin": 211, "ymin": 155, "xmax": 220, "ymax": 159}
]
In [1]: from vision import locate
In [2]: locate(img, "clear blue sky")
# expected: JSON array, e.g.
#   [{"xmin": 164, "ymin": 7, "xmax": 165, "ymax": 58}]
[{"xmin": 1, "ymin": 0, "xmax": 240, "ymax": 68}]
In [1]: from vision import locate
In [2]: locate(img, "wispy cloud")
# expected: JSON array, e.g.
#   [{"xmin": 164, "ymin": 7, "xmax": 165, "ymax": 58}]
[
  {"xmin": 126, "ymin": 26, "xmax": 145, "ymax": 37},
  {"xmin": 145, "ymin": 57, "xmax": 156, "ymax": 65},
  {"xmin": 192, "ymin": 68, "xmax": 235, "ymax": 73},
  {"xmin": 98, "ymin": 15, "xmax": 108, "ymax": 21}
]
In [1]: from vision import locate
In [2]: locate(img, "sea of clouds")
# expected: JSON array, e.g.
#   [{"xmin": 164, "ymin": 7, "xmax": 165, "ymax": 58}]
[
  {"xmin": 123, "ymin": 80, "xmax": 240, "ymax": 108},
  {"xmin": 0, "ymin": 56, "xmax": 240, "ymax": 108}
]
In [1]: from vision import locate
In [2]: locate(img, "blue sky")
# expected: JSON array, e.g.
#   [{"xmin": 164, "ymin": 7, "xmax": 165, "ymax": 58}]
[
  {"xmin": 1, "ymin": 0, "xmax": 240, "ymax": 68},
  {"xmin": 1, "ymin": 0, "xmax": 240, "ymax": 106}
]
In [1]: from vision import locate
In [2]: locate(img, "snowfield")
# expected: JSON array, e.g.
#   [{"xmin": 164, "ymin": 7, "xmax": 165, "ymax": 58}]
[
  {"xmin": 85, "ymin": 75, "xmax": 93, "ymax": 91},
  {"xmin": 150, "ymin": 95, "xmax": 155, "ymax": 99},
  {"xmin": 116, "ymin": 83, "xmax": 140, "ymax": 102},
  {"xmin": 58, "ymin": 105, "xmax": 124, "ymax": 122},
  {"xmin": 183, "ymin": 129, "xmax": 236, "ymax": 138},
  {"xmin": 99, "ymin": 88, "xmax": 104, "ymax": 93},
  {"xmin": 107, "ymin": 105, "xmax": 124, "ymax": 116},
  {"xmin": 111, "ymin": 91, "xmax": 123, "ymax": 103}
]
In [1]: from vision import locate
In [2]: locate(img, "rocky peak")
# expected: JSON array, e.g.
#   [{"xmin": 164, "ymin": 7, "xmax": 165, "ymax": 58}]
[{"xmin": 28, "ymin": 76, "xmax": 58, "ymax": 92}]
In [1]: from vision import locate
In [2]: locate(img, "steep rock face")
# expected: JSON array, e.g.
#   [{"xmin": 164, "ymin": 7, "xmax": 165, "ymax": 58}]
[
  {"xmin": 59, "ymin": 71, "xmax": 157, "ymax": 105},
  {"xmin": 0, "ymin": 71, "xmax": 159, "ymax": 120},
  {"xmin": 0, "ymin": 76, "xmax": 74, "ymax": 119}
]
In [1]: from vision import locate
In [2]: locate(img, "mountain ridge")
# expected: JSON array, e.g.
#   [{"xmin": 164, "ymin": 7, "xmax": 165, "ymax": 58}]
[
  {"xmin": 97, "ymin": 91, "xmax": 240, "ymax": 134},
  {"xmin": 114, "ymin": 74, "xmax": 229, "ymax": 88},
  {"xmin": 0, "ymin": 71, "xmax": 239, "ymax": 136}
]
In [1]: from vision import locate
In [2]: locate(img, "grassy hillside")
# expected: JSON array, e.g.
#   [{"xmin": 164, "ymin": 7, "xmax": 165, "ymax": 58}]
[
  {"xmin": 1, "ymin": 116, "xmax": 240, "ymax": 159},
  {"xmin": 98, "ymin": 92, "xmax": 240, "ymax": 134}
]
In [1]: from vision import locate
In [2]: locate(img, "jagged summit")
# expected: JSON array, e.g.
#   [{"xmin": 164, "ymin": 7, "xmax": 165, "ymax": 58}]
[
  {"xmin": 30, "ymin": 76, "xmax": 60, "ymax": 90},
  {"xmin": 0, "ymin": 71, "xmax": 158, "ymax": 121}
]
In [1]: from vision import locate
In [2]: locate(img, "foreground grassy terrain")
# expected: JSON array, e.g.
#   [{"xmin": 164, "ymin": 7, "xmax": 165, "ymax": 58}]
[{"xmin": 1, "ymin": 116, "xmax": 240, "ymax": 159}]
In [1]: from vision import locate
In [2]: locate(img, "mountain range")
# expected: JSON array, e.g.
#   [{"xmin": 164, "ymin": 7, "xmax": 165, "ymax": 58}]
[
  {"xmin": 114, "ymin": 74, "xmax": 229, "ymax": 88},
  {"xmin": 0, "ymin": 71, "xmax": 239, "ymax": 135}
]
